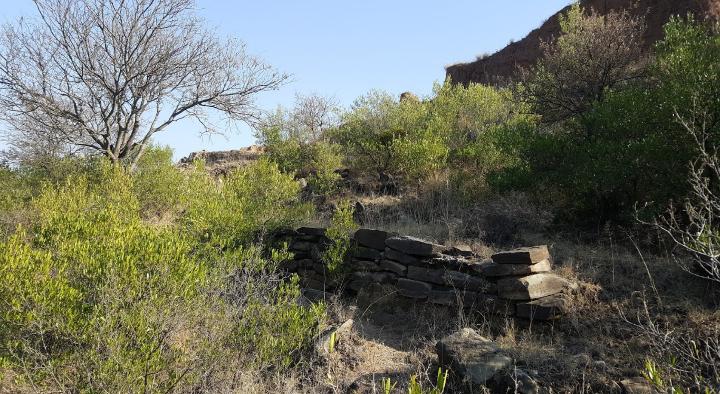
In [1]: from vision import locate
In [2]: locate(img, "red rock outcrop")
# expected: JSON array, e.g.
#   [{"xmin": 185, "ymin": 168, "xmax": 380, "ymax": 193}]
[{"xmin": 446, "ymin": 0, "xmax": 720, "ymax": 86}]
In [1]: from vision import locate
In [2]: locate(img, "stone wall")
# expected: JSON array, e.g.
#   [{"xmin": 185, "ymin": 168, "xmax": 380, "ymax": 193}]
[{"xmin": 277, "ymin": 227, "xmax": 575, "ymax": 321}]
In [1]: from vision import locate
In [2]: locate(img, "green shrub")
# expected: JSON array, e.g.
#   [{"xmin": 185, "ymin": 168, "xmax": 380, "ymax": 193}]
[
  {"xmin": 323, "ymin": 200, "xmax": 358, "ymax": 273},
  {"xmin": 131, "ymin": 145, "xmax": 186, "ymax": 220},
  {"xmin": 183, "ymin": 158, "xmax": 312, "ymax": 249}
]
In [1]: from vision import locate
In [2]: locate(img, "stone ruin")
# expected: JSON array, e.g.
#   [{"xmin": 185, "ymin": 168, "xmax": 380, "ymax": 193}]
[{"xmin": 277, "ymin": 227, "xmax": 576, "ymax": 321}]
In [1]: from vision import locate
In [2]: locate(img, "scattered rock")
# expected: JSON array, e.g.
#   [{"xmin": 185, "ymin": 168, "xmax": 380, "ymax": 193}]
[
  {"xmin": 436, "ymin": 328, "xmax": 512, "ymax": 385},
  {"xmin": 496, "ymin": 273, "xmax": 573, "ymax": 301},
  {"xmin": 516, "ymin": 294, "xmax": 568, "ymax": 320},
  {"xmin": 492, "ymin": 245, "xmax": 550, "ymax": 265},
  {"xmin": 386, "ymin": 236, "xmax": 447, "ymax": 257},
  {"xmin": 397, "ymin": 278, "xmax": 432, "ymax": 298},
  {"xmin": 354, "ymin": 228, "xmax": 392, "ymax": 251},
  {"xmin": 620, "ymin": 377, "xmax": 659, "ymax": 394},
  {"xmin": 479, "ymin": 259, "xmax": 552, "ymax": 277}
]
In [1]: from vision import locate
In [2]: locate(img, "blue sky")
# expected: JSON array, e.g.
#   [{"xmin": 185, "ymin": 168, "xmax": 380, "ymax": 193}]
[{"xmin": 0, "ymin": 0, "xmax": 572, "ymax": 160}]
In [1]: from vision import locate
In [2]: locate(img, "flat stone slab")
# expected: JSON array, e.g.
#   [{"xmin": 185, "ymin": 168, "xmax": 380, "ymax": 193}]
[
  {"xmin": 384, "ymin": 247, "xmax": 421, "ymax": 265},
  {"xmin": 437, "ymin": 328, "xmax": 512, "ymax": 385},
  {"xmin": 354, "ymin": 228, "xmax": 392, "ymax": 251},
  {"xmin": 397, "ymin": 278, "xmax": 432, "ymax": 298},
  {"xmin": 479, "ymin": 259, "xmax": 552, "ymax": 277},
  {"xmin": 497, "ymin": 273, "xmax": 572, "ymax": 301},
  {"xmin": 492, "ymin": 245, "xmax": 550, "ymax": 265},
  {"xmin": 379, "ymin": 260, "xmax": 407, "ymax": 276},
  {"xmin": 407, "ymin": 266, "xmax": 446, "ymax": 285},
  {"xmin": 386, "ymin": 236, "xmax": 447, "ymax": 257},
  {"xmin": 353, "ymin": 246, "xmax": 382, "ymax": 261},
  {"xmin": 516, "ymin": 294, "xmax": 568, "ymax": 320}
]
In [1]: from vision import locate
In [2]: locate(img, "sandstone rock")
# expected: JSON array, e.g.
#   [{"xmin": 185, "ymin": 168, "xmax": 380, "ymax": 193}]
[
  {"xmin": 297, "ymin": 227, "xmax": 327, "ymax": 237},
  {"xmin": 429, "ymin": 290, "xmax": 479, "ymax": 307},
  {"xmin": 436, "ymin": 328, "xmax": 512, "ymax": 385},
  {"xmin": 447, "ymin": 244, "xmax": 475, "ymax": 257},
  {"xmin": 479, "ymin": 259, "xmax": 552, "ymax": 277},
  {"xmin": 407, "ymin": 266, "xmax": 446, "ymax": 285},
  {"xmin": 354, "ymin": 228, "xmax": 392, "ymax": 251},
  {"xmin": 443, "ymin": 270, "xmax": 492, "ymax": 291},
  {"xmin": 351, "ymin": 259, "xmax": 382, "ymax": 272},
  {"xmin": 290, "ymin": 241, "xmax": 313, "ymax": 252},
  {"xmin": 353, "ymin": 246, "xmax": 382, "ymax": 261},
  {"xmin": 620, "ymin": 377, "xmax": 659, "ymax": 394},
  {"xmin": 515, "ymin": 294, "xmax": 568, "ymax": 320},
  {"xmin": 316, "ymin": 319, "xmax": 354, "ymax": 354},
  {"xmin": 379, "ymin": 260, "xmax": 407, "ymax": 276},
  {"xmin": 497, "ymin": 273, "xmax": 572, "ymax": 300},
  {"xmin": 478, "ymin": 295, "xmax": 516, "ymax": 315},
  {"xmin": 492, "ymin": 368, "xmax": 539, "ymax": 394},
  {"xmin": 384, "ymin": 247, "xmax": 421, "ymax": 265},
  {"xmin": 492, "ymin": 245, "xmax": 550, "ymax": 265},
  {"xmin": 386, "ymin": 236, "xmax": 447, "ymax": 257},
  {"xmin": 397, "ymin": 278, "xmax": 432, "ymax": 298}
]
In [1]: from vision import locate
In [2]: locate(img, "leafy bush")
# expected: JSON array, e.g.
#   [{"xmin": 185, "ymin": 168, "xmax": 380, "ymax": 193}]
[
  {"xmin": 131, "ymin": 145, "xmax": 187, "ymax": 220},
  {"xmin": 323, "ymin": 200, "xmax": 358, "ymax": 273},
  {"xmin": 182, "ymin": 158, "xmax": 312, "ymax": 249}
]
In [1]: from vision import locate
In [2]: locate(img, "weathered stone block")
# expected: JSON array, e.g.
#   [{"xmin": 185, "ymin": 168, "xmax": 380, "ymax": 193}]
[
  {"xmin": 437, "ymin": 328, "xmax": 512, "ymax": 385},
  {"xmin": 379, "ymin": 260, "xmax": 407, "ymax": 276},
  {"xmin": 351, "ymin": 259, "xmax": 382, "ymax": 272},
  {"xmin": 407, "ymin": 266, "xmax": 446, "ymax": 285},
  {"xmin": 353, "ymin": 246, "xmax": 382, "ymax": 261},
  {"xmin": 497, "ymin": 273, "xmax": 572, "ymax": 300},
  {"xmin": 492, "ymin": 245, "xmax": 550, "ymax": 265},
  {"xmin": 383, "ymin": 247, "xmax": 421, "ymax": 265},
  {"xmin": 386, "ymin": 236, "xmax": 447, "ymax": 257},
  {"xmin": 443, "ymin": 270, "xmax": 493, "ymax": 291},
  {"xmin": 297, "ymin": 227, "xmax": 327, "ymax": 236},
  {"xmin": 354, "ymin": 228, "xmax": 392, "ymax": 251},
  {"xmin": 479, "ymin": 259, "xmax": 552, "ymax": 277},
  {"xmin": 516, "ymin": 294, "xmax": 568, "ymax": 320},
  {"xmin": 397, "ymin": 278, "xmax": 432, "ymax": 298},
  {"xmin": 477, "ymin": 295, "xmax": 516, "ymax": 315}
]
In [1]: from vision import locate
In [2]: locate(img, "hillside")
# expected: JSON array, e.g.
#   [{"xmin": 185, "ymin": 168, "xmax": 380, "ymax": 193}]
[{"xmin": 446, "ymin": 0, "xmax": 720, "ymax": 86}]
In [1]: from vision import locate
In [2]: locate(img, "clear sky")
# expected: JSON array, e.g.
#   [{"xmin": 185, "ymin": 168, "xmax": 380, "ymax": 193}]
[{"xmin": 0, "ymin": 0, "xmax": 572, "ymax": 160}]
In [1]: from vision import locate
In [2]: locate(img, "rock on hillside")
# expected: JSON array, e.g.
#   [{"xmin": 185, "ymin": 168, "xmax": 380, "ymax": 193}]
[
  {"xmin": 446, "ymin": 0, "xmax": 720, "ymax": 86},
  {"xmin": 178, "ymin": 145, "xmax": 265, "ymax": 176}
]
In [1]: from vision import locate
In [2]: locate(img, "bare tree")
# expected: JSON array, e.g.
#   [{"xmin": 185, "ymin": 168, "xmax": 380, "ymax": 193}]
[
  {"xmin": 256, "ymin": 93, "xmax": 339, "ymax": 145},
  {"xmin": 643, "ymin": 103, "xmax": 720, "ymax": 284},
  {"xmin": 519, "ymin": 4, "xmax": 646, "ymax": 127},
  {"xmin": 0, "ymin": 0, "xmax": 287, "ymax": 168}
]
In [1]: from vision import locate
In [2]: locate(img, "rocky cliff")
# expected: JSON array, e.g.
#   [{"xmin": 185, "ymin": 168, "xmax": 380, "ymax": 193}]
[{"xmin": 446, "ymin": 0, "xmax": 720, "ymax": 86}]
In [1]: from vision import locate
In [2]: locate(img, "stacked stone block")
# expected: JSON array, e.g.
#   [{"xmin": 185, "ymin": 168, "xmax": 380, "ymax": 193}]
[{"xmin": 281, "ymin": 228, "xmax": 574, "ymax": 321}]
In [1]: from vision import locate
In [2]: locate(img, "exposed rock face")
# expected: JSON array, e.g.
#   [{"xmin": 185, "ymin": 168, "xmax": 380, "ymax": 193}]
[
  {"xmin": 446, "ymin": 0, "xmax": 720, "ymax": 86},
  {"xmin": 178, "ymin": 145, "xmax": 265, "ymax": 176},
  {"xmin": 436, "ymin": 328, "xmax": 512, "ymax": 386}
]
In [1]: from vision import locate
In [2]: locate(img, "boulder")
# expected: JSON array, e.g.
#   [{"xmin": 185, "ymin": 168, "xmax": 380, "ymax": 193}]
[
  {"xmin": 497, "ymin": 273, "xmax": 573, "ymax": 300},
  {"xmin": 353, "ymin": 246, "xmax": 382, "ymax": 261},
  {"xmin": 384, "ymin": 247, "xmax": 421, "ymax": 265},
  {"xmin": 354, "ymin": 228, "xmax": 392, "ymax": 251},
  {"xmin": 516, "ymin": 294, "xmax": 568, "ymax": 320},
  {"xmin": 479, "ymin": 259, "xmax": 552, "ymax": 277},
  {"xmin": 386, "ymin": 236, "xmax": 447, "ymax": 257},
  {"xmin": 397, "ymin": 278, "xmax": 432, "ymax": 298},
  {"xmin": 436, "ymin": 328, "xmax": 512, "ymax": 385},
  {"xmin": 379, "ymin": 260, "xmax": 407, "ymax": 276},
  {"xmin": 492, "ymin": 245, "xmax": 550, "ymax": 265}
]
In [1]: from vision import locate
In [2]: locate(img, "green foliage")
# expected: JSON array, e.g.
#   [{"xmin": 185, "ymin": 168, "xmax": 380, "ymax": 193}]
[
  {"xmin": 183, "ymin": 158, "xmax": 312, "ymax": 249},
  {"xmin": 0, "ymin": 157, "xmax": 324, "ymax": 391},
  {"xmin": 407, "ymin": 368, "xmax": 449, "ymax": 394},
  {"xmin": 323, "ymin": 200, "xmax": 358, "ymax": 273},
  {"xmin": 131, "ymin": 145, "xmax": 186, "ymax": 219}
]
